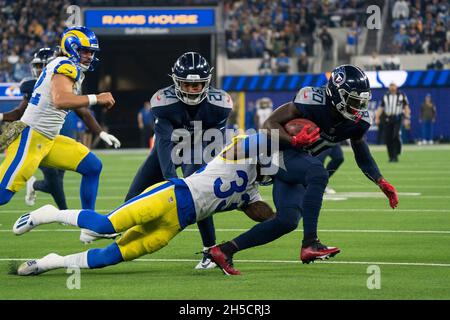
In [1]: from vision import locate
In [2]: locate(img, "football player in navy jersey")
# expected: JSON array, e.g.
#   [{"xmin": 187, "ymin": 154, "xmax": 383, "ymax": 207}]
[
  {"xmin": 125, "ymin": 52, "xmax": 232, "ymax": 269},
  {"xmin": 208, "ymin": 65, "xmax": 399, "ymax": 274}
]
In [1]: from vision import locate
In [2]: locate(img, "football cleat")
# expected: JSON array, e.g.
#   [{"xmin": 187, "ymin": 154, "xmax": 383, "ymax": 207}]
[
  {"xmin": 195, "ymin": 254, "xmax": 217, "ymax": 270},
  {"xmin": 25, "ymin": 176, "xmax": 37, "ymax": 206},
  {"xmin": 17, "ymin": 253, "xmax": 61, "ymax": 276},
  {"xmin": 13, "ymin": 204, "xmax": 58, "ymax": 235},
  {"xmin": 300, "ymin": 239, "xmax": 340, "ymax": 264},
  {"xmin": 80, "ymin": 228, "xmax": 120, "ymax": 244},
  {"xmin": 207, "ymin": 245, "xmax": 241, "ymax": 276},
  {"xmin": 325, "ymin": 186, "xmax": 336, "ymax": 194}
]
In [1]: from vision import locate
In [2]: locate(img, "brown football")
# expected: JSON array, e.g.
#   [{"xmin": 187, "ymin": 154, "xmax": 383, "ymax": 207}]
[{"xmin": 284, "ymin": 118, "xmax": 319, "ymax": 136}]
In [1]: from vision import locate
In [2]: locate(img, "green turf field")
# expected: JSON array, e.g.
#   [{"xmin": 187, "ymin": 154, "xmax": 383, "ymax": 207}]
[{"xmin": 1, "ymin": 145, "xmax": 449, "ymax": 300}]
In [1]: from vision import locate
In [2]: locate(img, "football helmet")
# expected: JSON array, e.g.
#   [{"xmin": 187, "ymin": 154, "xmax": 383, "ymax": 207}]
[
  {"xmin": 60, "ymin": 26, "xmax": 100, "ymax": 72},
  {"xmin": 326, "ymin": 64, "xmax": 371, "ymax": 121},
  {"xmin": 30, "ymin": 47, "xmax": 55, "ymax": 78},
  {"xmin": 171, "ymin": 52, "xmax": 213, "ymax": 105}
]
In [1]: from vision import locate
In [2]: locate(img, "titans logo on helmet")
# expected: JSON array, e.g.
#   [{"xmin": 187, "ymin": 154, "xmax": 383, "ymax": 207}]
[{"xmin": 332, "ymin": 68, "xmax": 346, "ymax": 87}]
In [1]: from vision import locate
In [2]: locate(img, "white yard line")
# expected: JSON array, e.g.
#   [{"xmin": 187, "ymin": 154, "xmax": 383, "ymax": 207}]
[
  {"xmin": 1, "ymin": 257, "xmax": 449, "ymax": 267},
  {"xmin": 0, "ymin": 228, "xmax": 449, "ymax": 234}
]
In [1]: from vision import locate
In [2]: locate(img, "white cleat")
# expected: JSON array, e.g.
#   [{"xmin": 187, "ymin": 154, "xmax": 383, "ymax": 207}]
[
  {"xmin": 325, "ymin": 187, "xmax": 336, "ymax": 194},
  {"xmin": 13, "ymin": 204, "xmax": 58, "ymax": 235},
  {"xmin": 17, "ymin": 253, "xmax": 61, "ymax": 276},
  {"xmin": 195, "ymin": 255, "xmax": 217, "ymax": 270},
  {"xmin": 80, "ymin": 228, "xmax": 120, "ymax": 244},
  {"xmin": 25, "ymin": 176, "xmax": 37, "ymax": 206}
]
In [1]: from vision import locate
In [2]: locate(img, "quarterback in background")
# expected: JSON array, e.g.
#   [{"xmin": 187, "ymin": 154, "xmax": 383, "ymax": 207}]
[{"xmin": 0, "ymin": 26, "xmax": 119, "ymax": 242}]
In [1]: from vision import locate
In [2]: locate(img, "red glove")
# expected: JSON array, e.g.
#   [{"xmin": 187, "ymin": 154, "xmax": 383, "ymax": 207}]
[
  {"xmin": 290, "ymin": 126, "xmax": 320, "ymax": 147},
  {"xmin": 377, "ymin": 178, "xmax": 398, "ymax": 209}
]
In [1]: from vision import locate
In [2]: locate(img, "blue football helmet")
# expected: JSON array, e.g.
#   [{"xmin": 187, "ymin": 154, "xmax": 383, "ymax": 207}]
[
  {"xmin": 171, "ymin": 52, "xmax": 213, "ymax": 105},
  {"xmin": 60, "ymin": 26, "xmax": 100, "ymax": 72},
  {"xmin": 326, "ymin": 64, "xmax": 371, "ymax": 121},
  {"xmin": 30, "ymin": 47, "xmax": 55, "ymax": 77}
]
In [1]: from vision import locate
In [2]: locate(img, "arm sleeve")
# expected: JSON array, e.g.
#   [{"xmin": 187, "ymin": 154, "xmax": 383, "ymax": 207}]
[
  {"xmin": 154, "ymin": 117, "xmax": 178, "ymax": 179},
  {"xmin": 351, "ymin": 138, "xmax": 382, "ymax": 183}
]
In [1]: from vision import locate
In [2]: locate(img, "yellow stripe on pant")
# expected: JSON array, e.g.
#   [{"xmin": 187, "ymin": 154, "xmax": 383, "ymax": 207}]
[{"xmin": 108, "ymin": 181, "xmax": 182, "ymax": 261}]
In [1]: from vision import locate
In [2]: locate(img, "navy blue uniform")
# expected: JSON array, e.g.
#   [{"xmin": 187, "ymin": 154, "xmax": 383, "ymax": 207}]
[
  {"xmin": 20, "ymin": 78, "xmax": 68, "ymax": 210},
  {"xmin": 233, "ymin": 86, "xmax": 382, "ymax": 249},
  {"xmin": 125, "ymin": 85, "xmax": 232, "ymax": 247},
  {"xmin": 316, "ymin": 144, "xmax": 344, "ymax": 179}
]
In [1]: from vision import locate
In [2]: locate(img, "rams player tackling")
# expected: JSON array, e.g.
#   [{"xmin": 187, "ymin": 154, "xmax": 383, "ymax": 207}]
[{"xmin": 13, "ymin": 134, "xmax": 274, "ymax": 276}]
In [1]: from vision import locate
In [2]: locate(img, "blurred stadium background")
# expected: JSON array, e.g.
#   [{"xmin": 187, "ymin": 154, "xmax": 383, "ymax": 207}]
[{"xmin": 1, "ymin": 0, "xmax": 450, "ymax": 300}]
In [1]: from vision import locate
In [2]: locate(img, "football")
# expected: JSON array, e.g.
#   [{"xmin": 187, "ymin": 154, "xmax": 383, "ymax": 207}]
[{"xmin": 284, "ymin": 118, "xmax": 319, "ymax": 136}]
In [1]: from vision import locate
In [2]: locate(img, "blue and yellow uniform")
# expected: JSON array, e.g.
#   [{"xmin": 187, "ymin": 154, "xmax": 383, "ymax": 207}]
[
  {"xmin": 0, "ymin": 56, "xmax": 102, "ymax": 208},
  {"xmin": 13, "ymin": 136, "xmax": 262, "ymax": 270}
]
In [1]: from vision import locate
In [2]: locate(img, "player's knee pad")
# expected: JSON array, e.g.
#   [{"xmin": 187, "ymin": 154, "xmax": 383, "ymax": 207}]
[
  {"xmin": 143, "ymin": 232, "xmax": 170, "ymax": 255},
  {"xmin": 305, "ymin": 164, "xmax": 329, "ymax": 187},
  {"xmin": 77, "ymin": 152, "xmax": 102, "ymax": 176},
  {"xmin": 0, "ymin": 188, "xmax": 14, "ymax": 205},
  {"xmin": 87, "ymin": 242, "xmax": 123, "ymax": 268}
]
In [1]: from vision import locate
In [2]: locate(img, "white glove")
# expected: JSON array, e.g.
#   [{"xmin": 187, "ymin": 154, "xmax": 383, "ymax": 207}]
[{"xmin": 99, "ymin": 131, "xmax": 121, "ymax": 149}]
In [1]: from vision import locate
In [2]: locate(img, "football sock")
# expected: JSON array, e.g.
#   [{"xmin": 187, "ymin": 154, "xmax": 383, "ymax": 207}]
[
  {"xmin": 77, "ymin": 209, "xmax": 116, "ymax": 234},
  {"xmin": 220, "ymin": 241, "xmax": 239, "ymax": 256},
  {"xmin": 76, "ymin": 152, "xmax": 102, "ymax": 210},
  {"xmin": 302, "ymin": 165, "xmax": 328, "ymax": 242},
  {"xmin": 197, "ymin": 216, "xmax": 216, "ymax": 248},
  {"xmin": 63, "ymin": 251, "xmax": 89, "ymax": 269},
  {"xmin": 35, "ymin": 168, "xmax": 68, "ymax": 210},
  {"xmin": 87, "ymin": 242, "xmax": 124, "ymax": 268}
]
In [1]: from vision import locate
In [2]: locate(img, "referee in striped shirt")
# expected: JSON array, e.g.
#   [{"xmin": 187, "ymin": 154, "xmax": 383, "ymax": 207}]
[{"xmin": 375, "ymin": 82, "xmax": 411, "ymax": 162}]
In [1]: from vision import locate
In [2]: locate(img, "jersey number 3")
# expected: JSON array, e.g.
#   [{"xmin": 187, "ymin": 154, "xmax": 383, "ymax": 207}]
[{"xmin": 214, "ymin": 170, "xmax": 250, "ymax": 212}]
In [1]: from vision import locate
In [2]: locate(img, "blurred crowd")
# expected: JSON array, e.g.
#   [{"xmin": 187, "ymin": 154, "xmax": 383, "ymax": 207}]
[
  {"xmin": 0, "ymin": 0, "xmax": 74, "ymax": 82},
  {"xmin": 224, "ymin": 0, "xmax": 367, "ymax": 73}
]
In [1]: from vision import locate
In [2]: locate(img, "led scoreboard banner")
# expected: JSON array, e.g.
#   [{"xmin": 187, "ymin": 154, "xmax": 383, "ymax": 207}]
[{"xmin": 83, "ymin": 8, "xmax": 216, "ymax": 35}]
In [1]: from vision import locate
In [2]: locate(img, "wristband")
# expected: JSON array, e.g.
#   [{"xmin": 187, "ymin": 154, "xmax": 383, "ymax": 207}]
[{"xmin": 87, "ymin": 94, "xmax": 97, "ymax": 106}]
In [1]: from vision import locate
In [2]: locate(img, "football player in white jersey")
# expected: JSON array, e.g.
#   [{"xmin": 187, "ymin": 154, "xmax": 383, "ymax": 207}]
[
  {"xmin": 13, "ymin": 134, "xmax": 274, "ymax": 276},
  {"xmin": 0, "ymin": 27, "xmax": 119, "ymax": 243}
]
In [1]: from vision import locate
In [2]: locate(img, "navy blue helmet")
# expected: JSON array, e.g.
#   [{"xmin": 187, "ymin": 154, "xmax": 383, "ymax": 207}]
[
  {"xmin": 30, "ymin": 47, "xmax": 55, "ymax": 77},
  {"xmin": 326, "ymin": 64, "xmax": 371, "ymax": 121},
  {"xmin": 171, "ymin": 52, "xmax": 213, "ymax": 105}
]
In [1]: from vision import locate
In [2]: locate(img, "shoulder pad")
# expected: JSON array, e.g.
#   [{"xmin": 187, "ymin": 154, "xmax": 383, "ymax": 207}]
[
  {"xmin": 294, "ymin": 87, "xmax": 326, "ymax": 105},
  {"xmin": 150, "ymin": 86, "xmax": 179, "ymax": 108},
  {"xmin": 207, "ymin": 88, "xmax": 233, "ymax": 109},
  {"xmin": 53, "ymin": 59, "xmax": 80, "ymax": 81}
]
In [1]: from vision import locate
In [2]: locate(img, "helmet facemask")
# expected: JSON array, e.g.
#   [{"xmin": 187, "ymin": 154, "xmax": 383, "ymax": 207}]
[
  {"xmin": 172, "ymin": 74, "xmax": 211, "ymax": 106},
  {"xmin": 335, "ymin": 89, "xmax": 371, "ymax": 122}
]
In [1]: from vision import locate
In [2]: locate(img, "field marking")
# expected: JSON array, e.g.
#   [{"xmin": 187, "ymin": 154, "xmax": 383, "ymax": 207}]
[
  {"xmin": 1, "ymin": 228, "xmax": 449, "ymax": 234},
  {"xmin": 1, "ymin": 257, "xmax": 449, "ymax": 268},
  {"xmin": 2, "ymin": 208, "xmax": 450, "ymax": 215}
]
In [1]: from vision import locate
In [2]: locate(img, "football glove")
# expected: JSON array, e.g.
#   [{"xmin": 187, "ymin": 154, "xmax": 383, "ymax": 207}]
[
  {"xmin": 377, "ymin": 177, "xmax": 398, "ymax": 209},
  {"xmin": 290, "ymin": 126, "xmax": 320, "ymax": 147},
  {"xmin": 99, "ymin": 131, "xmax": 121, "ymax": 149}
]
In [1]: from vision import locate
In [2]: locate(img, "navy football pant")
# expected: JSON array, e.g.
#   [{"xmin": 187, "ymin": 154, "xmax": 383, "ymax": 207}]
[
  {"xmin": 233, "ymin": 149, "xmax": 328, "ymax": 250},
  {"xmin": 34, "ymin": 167, "xmax": 68, "ymax": 210},
  {"xmin": 125, "ymin": 147, "xmax": 216, "ymax": 248},
  {"xmin": 316, "ymin": 144, "xmax": 344, "ymax": 179}
]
